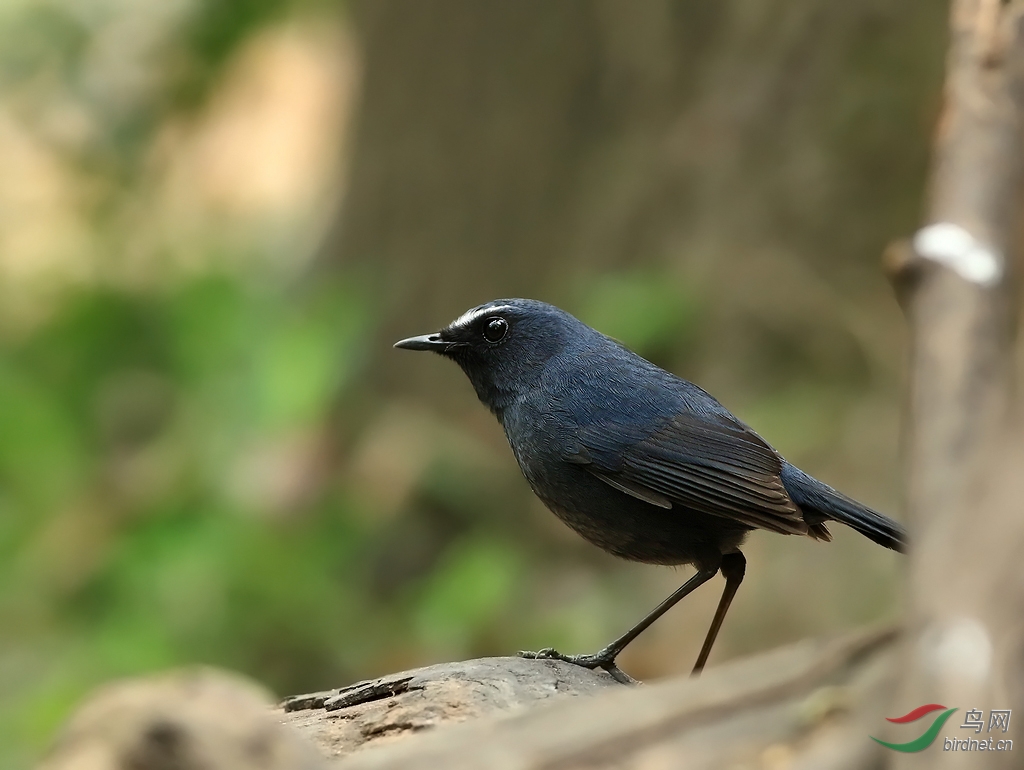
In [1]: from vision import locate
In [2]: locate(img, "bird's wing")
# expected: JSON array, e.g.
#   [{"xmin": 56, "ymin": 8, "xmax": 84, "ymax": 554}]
[{"xmin": 567, "ymin": 412, "xmax": 807, "ymax": 535}]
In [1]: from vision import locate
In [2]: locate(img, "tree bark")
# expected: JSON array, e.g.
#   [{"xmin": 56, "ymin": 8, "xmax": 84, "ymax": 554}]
[
  {"xmin": 280, "ymin": 657, "xmax": 625, "ymax": 761},
  {"xmin": 883, "ymin": 1, "xmax": 1024, "ymax": 768},
  {"xmin": 278, "ymin": 628, "xmax": 898, "ymax": 769}
]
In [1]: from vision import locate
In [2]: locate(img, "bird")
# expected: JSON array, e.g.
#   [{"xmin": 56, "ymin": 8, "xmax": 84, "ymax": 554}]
[{"xmin": 394, "ymin": 298, "xmax": 906, "ymax": 681}]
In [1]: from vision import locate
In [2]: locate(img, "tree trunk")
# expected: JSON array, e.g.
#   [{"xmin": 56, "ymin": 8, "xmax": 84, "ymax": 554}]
[{"xmin": 883, "ymin": 2, "xmax": 1024, "ymax": 768}]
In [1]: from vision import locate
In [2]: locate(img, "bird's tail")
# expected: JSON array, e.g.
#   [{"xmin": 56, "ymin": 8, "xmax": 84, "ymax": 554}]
[{"xmin": 780, "ymin": 463, "xmax": 907, "ymax": 553}]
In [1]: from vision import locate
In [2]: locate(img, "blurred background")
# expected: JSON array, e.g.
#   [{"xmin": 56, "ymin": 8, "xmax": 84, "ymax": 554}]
[{"xmin": 0, "ymin": 1, "xmax": 948, "ymax": 766}]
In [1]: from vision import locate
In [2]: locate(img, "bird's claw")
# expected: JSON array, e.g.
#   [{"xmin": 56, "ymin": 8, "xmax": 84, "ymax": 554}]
[
  {"xmin": 517, "ymin": 648, "xmax": 636, "ymax": 684},
  {"xmin": 517, "ymin": 647, "xmax": 562, "ymax": 661}
]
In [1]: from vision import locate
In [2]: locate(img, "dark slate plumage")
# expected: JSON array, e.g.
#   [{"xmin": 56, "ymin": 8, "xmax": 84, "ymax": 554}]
[{"xmin": 395, "ymin": 298, "xmax": 906, "ymax": 678}]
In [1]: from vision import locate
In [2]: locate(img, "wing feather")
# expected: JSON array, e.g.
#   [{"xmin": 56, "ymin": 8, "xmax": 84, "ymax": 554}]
[{"xmin": 572, "ymin": 412, "xmax": 805, "ymax": 535}]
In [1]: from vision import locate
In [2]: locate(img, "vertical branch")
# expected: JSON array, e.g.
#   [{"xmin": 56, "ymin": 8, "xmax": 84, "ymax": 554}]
[{"xmin": 890, "ymin": 1, "xmax": 1024, "ymax": 767}]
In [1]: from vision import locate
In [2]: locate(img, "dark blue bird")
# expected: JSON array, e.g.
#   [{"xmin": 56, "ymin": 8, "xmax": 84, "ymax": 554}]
[{"xmin": 395, "ymin": 298, "xmax": 906, "ymax": 679}]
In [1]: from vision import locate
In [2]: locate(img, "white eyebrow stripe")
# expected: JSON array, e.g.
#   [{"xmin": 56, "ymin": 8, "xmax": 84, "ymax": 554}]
[{"xmin": 450, "ymin": 304, "xmax": 514, "ymax": 329}]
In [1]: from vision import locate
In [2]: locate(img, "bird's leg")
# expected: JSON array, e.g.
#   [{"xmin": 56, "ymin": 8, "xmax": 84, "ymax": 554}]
[
  {"xmin": 690, "ymin": 551, "xmax": 746, "ymax": 675},
  {"xmin": 518, "ymin": 566, "xmax": 719, "ymax": 681}
]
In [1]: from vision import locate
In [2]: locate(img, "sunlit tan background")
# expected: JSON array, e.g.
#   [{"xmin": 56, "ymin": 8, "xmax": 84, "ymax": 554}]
[{"xmin": 0, "ymin": 2, "xmax": 949, "ymax": 766}]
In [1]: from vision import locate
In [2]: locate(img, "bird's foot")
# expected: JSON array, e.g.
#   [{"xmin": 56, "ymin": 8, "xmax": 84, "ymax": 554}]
[
  {"xmin": 517, "ymin": 647, "xmax": 636, "ymax": 684},
  {"xmin": 517, "ymin": 647, "xmax": 609, "ymax": 667}
]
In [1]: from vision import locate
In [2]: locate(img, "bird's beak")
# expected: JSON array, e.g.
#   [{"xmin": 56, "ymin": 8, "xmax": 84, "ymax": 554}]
[{"xmin": 393, "ymin": 332, "xmax": 448, "ymax": 351}]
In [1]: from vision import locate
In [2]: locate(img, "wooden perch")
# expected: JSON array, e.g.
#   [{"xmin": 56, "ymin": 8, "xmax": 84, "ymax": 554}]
[
  {"xmin": 275, "ymin": 627, "xmax": 899, "ymax": 768},
  {"xmin": 280, "ymin": 657, "xmax": 625, "ymax": 759}
]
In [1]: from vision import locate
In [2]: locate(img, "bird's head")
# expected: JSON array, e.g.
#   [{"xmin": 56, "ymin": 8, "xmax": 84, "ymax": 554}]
[{"xmin": 394, "ymin": 299, "xmax": 581, "ymax": 413}]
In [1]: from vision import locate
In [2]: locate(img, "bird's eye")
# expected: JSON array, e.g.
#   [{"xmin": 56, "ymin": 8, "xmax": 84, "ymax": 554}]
[{"xmin": 483, "ymin": 317, "xmax": 508, "ymax": 343}]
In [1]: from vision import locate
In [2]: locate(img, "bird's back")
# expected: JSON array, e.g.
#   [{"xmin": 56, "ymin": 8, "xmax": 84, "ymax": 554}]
[{"xmin": 501, "ymin": 325, "xmax": 905, "ymax": 562}]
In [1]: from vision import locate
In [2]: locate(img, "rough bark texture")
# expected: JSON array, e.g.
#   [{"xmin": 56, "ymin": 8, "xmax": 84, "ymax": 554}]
[
  {"xmin": 883, "ymin": 2, "xmax": 1024, "ymax": 768},
  {"xmin": 280, "ymin": 628, "xmax": 898, "ymax": 768},
  {"xmin": 279, "ymin": 657, "xmax": 626, "ymax": 761}
]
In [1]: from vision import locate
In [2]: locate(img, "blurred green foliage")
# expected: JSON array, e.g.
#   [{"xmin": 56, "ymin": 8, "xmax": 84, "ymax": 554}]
[{"xmin": 0, "ymin": 275, "xmax": 365, "ymax": 753}]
